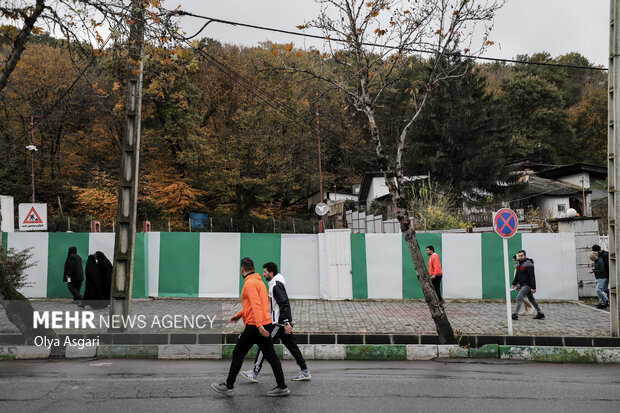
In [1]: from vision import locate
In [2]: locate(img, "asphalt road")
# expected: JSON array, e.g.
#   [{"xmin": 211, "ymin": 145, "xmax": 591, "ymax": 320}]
[{"xmin": 0, "ymin": 359, "xmax": 618, "ymax": 412}]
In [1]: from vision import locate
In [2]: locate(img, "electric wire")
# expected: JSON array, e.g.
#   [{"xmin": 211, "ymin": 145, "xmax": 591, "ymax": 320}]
[{"xmin": 172, "ymin": 11, "xmax": 608, "ymax": 72}]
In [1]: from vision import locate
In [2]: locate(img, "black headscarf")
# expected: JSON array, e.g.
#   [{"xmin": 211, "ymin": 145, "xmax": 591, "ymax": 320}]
[{"xmin": 63, "ymin": 246, "xmax": 83, "ymax": 282}]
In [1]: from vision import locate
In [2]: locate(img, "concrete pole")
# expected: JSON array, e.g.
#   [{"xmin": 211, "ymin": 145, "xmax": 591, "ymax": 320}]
[
  {"xmin": 316, "ymin": 104, "xmax": 324, "ymax": 233},
  {"xmin": 109, "ymin": 0, "xmax": 144, "ymax": 332},
  {"xmin": 609, "ymin": 0, "xmax": 619, "ymax": 336}
]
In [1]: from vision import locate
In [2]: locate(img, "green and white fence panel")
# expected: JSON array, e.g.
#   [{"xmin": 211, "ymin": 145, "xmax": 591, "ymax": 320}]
[
  {"xmin": 1, "ymin": 230, "xmax": 578, "ymax": 300},
  {"xmin": 350, "ymin": 232, "xmax": 578, "ymax": 300},
  {"xmin": 2, "ymin": 232, "xmax": 148, "ymax": 299}
]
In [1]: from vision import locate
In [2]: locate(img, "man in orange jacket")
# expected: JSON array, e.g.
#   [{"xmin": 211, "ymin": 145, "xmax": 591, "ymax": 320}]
[
  {"xmin": 426, "ymin": 245, "xmax": 444, "ymax": 303},
  {"xmin": 212, "ymin": 257, "xmax": 290, "ymax": 397}
]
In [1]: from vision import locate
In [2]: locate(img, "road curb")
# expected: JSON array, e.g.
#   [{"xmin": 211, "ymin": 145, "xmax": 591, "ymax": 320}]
[{"xmin": 1, "ymin": 344, "xmax": 619, "ymax": 363}]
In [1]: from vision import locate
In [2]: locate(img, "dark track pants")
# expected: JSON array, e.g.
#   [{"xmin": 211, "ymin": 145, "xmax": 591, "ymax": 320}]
[
  {"xmin": 431, "ymin": 275, "xmax": 443, "ymax": 301},
  {"xmin": 253, "ymin": 324, "xmax": 307, "ymax": 375},
  {"xmin": 67, "ymin": 281, "xmax": 83, "ymax": 301},
  {"xmin": 226, "ymin": 324, "xmax": 286, "ymax": 388}
]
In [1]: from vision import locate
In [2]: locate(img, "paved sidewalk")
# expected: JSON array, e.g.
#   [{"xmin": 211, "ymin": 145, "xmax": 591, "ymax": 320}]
[{"xmin": 0, "ymin": 298, "xmax": 612, "ymax": 337}]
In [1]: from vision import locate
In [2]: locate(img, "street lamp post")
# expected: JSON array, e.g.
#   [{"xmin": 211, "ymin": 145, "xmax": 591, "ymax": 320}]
[{"xmin": 27, "ymin": 113, "xmax": 40, "ymax": 203}]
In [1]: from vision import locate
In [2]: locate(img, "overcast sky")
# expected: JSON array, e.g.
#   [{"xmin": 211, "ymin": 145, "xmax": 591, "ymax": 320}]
[{"xmin": 168, "ymin": 0, "xmax": 609, "ymax": 67}]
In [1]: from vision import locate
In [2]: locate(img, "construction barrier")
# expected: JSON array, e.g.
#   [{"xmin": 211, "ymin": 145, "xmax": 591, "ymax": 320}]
[{"xmin": 1, "ymin": 230, "xmax": 578, "ymax": 300}]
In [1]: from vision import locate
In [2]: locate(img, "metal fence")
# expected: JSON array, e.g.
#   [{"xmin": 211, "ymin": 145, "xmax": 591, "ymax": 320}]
[{"xmin": 41, "ymin": 215, "xmax": 325, "ymax": 234}]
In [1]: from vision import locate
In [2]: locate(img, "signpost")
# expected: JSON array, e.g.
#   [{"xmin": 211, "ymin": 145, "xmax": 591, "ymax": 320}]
[
  {"xmin": 493, "ymin": 208, "xmax": 519, "ymax": 336},
  {"xmin": 18, "ymin": 203, "xmax": 47, "ymax": 231}
]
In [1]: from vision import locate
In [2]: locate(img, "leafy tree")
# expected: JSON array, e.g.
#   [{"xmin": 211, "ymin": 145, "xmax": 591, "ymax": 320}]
[
  {"xmin": 499, "ymin": 72, "xmax": 574, "ymax": 163},
  {"xmin": 403, "ymin": 60, "xmax": 514, "ymax": 203},
  {"xmin": 0, "ymin": 246, "xmax": 60, "ymax": 349},
  {"xmin": 570, "ymin": 86, "xmax": 607, "ymax": 165}
]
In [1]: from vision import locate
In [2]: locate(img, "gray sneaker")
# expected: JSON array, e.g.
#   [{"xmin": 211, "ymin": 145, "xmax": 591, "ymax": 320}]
[
  {"xmin": 291, "ymin": 370, "xmax": 312, "ymax": 381},
  {"xmin": 240, "ymin": 369, "xmax": 259, "ymax": 383},
  {"xmin": 266, "ymin": 386, "xmax": 291, "ymax": 397},
  {"xmin": 211, "ymin": 382, "xmax": 233, "ymax": 396}
]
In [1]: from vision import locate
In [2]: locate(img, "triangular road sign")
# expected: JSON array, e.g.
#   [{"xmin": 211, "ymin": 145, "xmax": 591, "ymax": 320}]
[{"xmin": 23, "ymin": 206, "xmax": 43, "ymax": 224}]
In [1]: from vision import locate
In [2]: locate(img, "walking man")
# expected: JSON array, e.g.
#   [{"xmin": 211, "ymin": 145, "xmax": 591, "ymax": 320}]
[
  {"xmin": 511, "ymin": 250, "xmax": 545, "ymax": 320},
  {"xmin": 592, "ymin": 245, "xmax": 610, "ymax": 300},
  {"xmin": 589, "ymin": 251, "xmax": 609, "ymax": 309},
  {"xmin": 211, "ymin": 258, "xmax": 290, "ymax": 397},
  {"xmin": 241, "ymin": 262, "xmax": 311, "ymax": 383},
  {"xmin": 426, "ymin": 245, "xmax": 443, "ymax": 303},
  {"xmin": 512, "ymin": 255, "xmax": 536, "ymax": 315}
]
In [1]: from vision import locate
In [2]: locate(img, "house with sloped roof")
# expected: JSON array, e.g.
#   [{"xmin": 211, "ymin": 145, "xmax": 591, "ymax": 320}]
[{"xmin": 512, "ymin": 162, "xmax": 606, "ymax": 218}]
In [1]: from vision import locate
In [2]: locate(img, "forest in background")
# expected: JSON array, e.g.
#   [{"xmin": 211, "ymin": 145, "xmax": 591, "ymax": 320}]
[{"xmin": 0, "ymin": 31, "xmax": 608, "ymax": 230}]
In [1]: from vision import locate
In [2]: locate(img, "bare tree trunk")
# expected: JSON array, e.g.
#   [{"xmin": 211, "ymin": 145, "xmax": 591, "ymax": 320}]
[
  {"xmin": 365, "ymin": 105, "xmax": 455, "ymax": 344},
  {"xmin": 403, "ymin": 226, "xmax": 455, "ymax": 343}
]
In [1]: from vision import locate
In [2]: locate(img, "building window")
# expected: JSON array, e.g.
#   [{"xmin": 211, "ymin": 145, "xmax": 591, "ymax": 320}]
[{"xmin": 557, "ymin": 204, "xmax": 566, "ymax": 212}]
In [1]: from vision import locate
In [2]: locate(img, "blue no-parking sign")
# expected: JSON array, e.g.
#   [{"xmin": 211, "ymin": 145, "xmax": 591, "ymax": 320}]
[{"xmin": 493, "ymin": 208, "xmax": 518, "ymax": 239}]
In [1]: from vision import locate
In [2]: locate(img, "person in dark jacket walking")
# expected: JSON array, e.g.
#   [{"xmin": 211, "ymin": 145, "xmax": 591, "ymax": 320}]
[
  {"xmin": 63, "ymin": 246, "xmax": 83, "ymax": 303},
  {"xmin": 592, "ymin": 245, "xmax": 609, "ymax": 298},
  {"xmin": 589, "ymin": 251, "xmax": 608, "ymax": 309},
  {"xmin": 240, "ymin": 262, "xmax": 311, "ymax": 383},
  {"xmin": 511, "ymin": 250, "xmax": 544, "ymax": 320}
]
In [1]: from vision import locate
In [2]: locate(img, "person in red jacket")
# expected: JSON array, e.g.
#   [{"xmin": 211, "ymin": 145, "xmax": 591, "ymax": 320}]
[
  {"xmin": 426, "ymin": 245, "xmax": 443, "ymax": 303},
  {"xmin": 211, "ymin": 257, "xmax": 290, "ymax": 397}
]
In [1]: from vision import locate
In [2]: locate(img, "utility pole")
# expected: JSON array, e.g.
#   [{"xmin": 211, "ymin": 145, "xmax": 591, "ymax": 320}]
[
  {"xmin": 28, "ymin": 114, "xmax": 39, "ymax": 202},
  {"xmin": 110, "ymin": 0, "xmax": 144, "ymax": 332},
  {"xmin": 316, "ymin": 103, "xmax": 324, "ymax": 233},
  {"xmin": 608, "ymin": 0, "xmax": 619, "ymax": 336}
]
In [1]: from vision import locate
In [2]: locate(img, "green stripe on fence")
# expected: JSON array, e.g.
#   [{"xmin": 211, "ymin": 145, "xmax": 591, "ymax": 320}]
[
  {"xmin": 402, "ymin": 233, "xmax": 443, "ymax": 299},
  {"xmin": 239, "ymin": 233, "xmax": 281, "ymax": 294},
  {"xmin": 1, "ymin": 232, "xmax": 6, "ymax": 251},
  {"xmin": 350, "ymin": 233, "xmax": 368, "ymax": 299},
  {"xmin": 47, "ymin": 233, "xmax": 89, "ymax": 298},
  {"xmin": 132, "ymin": 233, "xmax": 148, "ymax": 298},
  {"xmin": 158, "ymin": 232, "xmax": 200, "ymax": 297},
  {"xmin": 481, "ymin": 233, "xmax": 522, "ymax": 299}
]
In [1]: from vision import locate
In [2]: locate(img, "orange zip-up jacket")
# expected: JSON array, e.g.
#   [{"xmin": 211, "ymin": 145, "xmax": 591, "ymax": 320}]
[
  {"xmin": 235, "ymin": 273, "xmax": 272, "ymax": 326},
  {"xmin": 428, "ymin": 253, "xmax": 443, "ymax": 276}
]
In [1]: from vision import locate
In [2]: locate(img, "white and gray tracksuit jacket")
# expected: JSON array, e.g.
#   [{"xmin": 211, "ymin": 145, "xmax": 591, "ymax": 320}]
[{"xmin": 268, "ymin": 274, "xmax": 292, "ymax": 325}]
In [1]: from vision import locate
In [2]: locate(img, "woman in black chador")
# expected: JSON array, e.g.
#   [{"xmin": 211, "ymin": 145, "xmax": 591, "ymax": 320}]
[
  {"xmin": 95, "ymin": 251, "xmax": 112, "ymax": 305},
  {"xmin": 82, "ymin": 254, "xmax": 104, "ymax": 309},
  {"xmin": 82, "ymin": 251, "xmax": 113, "ymax": 309},
  {"xmin": 63, "ymin": 246, "xmax": 84, "ymax": 303}
]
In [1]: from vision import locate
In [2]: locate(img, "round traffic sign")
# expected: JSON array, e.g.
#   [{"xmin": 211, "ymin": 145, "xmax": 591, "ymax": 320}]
[{"xmin": 493, "ymin": 208, "xmax": 518, "ymax": 238}]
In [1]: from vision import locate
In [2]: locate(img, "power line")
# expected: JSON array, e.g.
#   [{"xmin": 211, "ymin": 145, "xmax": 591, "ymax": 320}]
[{"xmin": 173, "ymin": 11, "xmax": 608, "ymax": 72}]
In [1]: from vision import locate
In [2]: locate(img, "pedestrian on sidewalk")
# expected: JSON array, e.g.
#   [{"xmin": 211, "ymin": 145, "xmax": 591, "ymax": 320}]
[
  {"xmin": 82, "ymin": 254, "xmax": 107, "ymax": 309},
  {"xmin": 241, "ymin": 262, "xmax": 311, "ymax": 383},
  {"xmin": 426, "ymin": 245, "xmax": 443, "ymax": 303},
  {"xmin": 211, "ymin": 257, "xmax": 290, "ymax": 397},
  {"xmin": 512, "ymin": 255, "xmax": 535, "ymax": 315},
  {"xmin": 592, "ymin": 245, "xmax": 610, "ymax": 299},
  {"xmin": 511, "ymin": 250, "xmax": 544, "ymax": 320},
  {"xmin": 589, "ymin": 251, "xmax": 608, "ymax": 309},
  {"xmin": 63, "ymin": 246, "xmax": 83, "ymax": 303},
  {"xmin": 95, "ymin": 251, "xmax": 112, "ymax": 306}
]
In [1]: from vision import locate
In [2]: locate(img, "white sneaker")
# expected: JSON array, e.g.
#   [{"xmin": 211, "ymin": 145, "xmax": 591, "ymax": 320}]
[
  {"xmin": 239, "ymin": 369, "xmax": 258, "ymax": 383},
  {"xmin": 291, "ymin": 370, "xmax": 311, "ymax": 381}
]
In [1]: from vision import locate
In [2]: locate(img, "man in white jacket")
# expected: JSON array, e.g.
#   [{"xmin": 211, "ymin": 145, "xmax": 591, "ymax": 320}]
[{"xmin": 240, "ymin": 262, "xmax": 311, "ymax": 382}]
